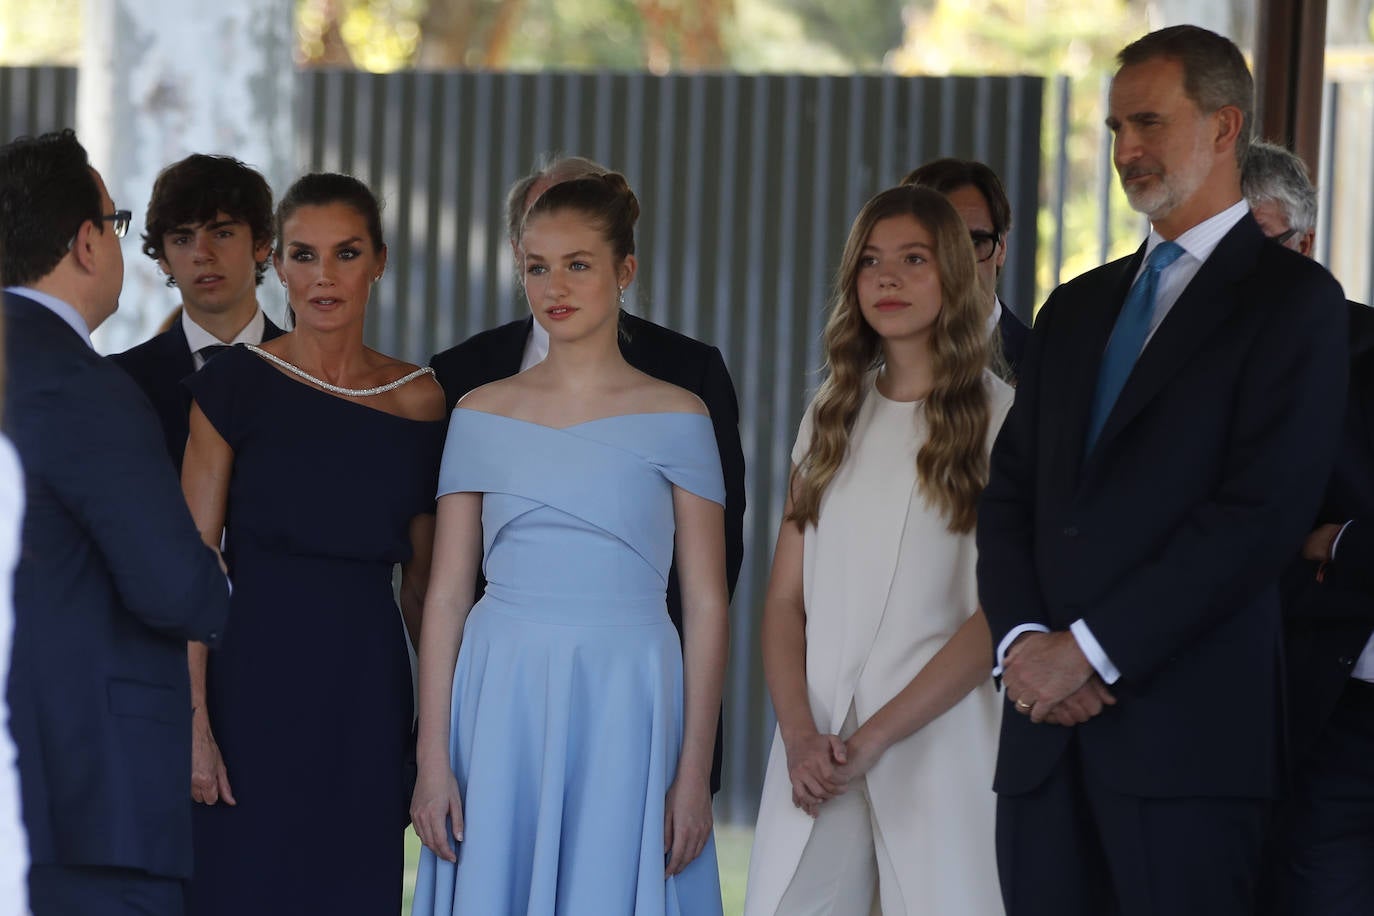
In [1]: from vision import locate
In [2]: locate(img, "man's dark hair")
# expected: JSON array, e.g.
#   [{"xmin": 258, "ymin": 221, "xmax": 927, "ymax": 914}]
[
  {"xmin": 901, "ymin": 158, "xmax": 1013, "ymax": 238},
  {"xmin": 142, "ymin": 154, "xmax": 275, "ymax": 285},
  {"xmin": 1118, "ymin": 25, "xmax": 1254, "ymax": 166},
  {"xmin": 0, "ymin": 128, "xmax": 102, "ymax": 287}
]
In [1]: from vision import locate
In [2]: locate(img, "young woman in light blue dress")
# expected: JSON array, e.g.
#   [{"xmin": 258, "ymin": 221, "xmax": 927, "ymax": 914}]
[{"xmin": 410, "ymin": 173, "xmax": 728, "ymax": 916}]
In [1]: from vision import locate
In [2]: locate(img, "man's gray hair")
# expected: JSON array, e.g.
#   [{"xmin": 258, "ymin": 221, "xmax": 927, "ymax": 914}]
[
  {"xmin": 1118, "ymin": 25, "xmax": 1255, "ymax": 167},
  {"xmin": 505, "ymin": 154, "xmax": 608, "ymax": 243},
  {"xmin": 1241, "ymin": 140, "xmax": 1318, "ymax": 235}
]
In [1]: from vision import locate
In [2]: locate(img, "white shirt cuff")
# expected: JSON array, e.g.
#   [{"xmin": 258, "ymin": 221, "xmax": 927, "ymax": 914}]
[
  {"xmin": 1070, "ymin": 618, "xmax": 1120, "ymax": 685},
  {"xmin": 1331, "ymin": 520, "xmax": 1355, "ymax": 561},
  {"xmin": 993, "ymin": 623, "xmax": 1050, "ymax": 677}
]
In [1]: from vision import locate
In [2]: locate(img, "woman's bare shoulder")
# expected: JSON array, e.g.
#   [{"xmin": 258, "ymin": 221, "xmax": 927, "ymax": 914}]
[
  {"xmin": 454, "ymin": 375, "xmax": 526, "ymax": 417},
  {"xmin": 635, "ymin": 375, "xmax": 710, "ymax": 418},
  {"xmin": 392, "ymin": 373, "xmax": 447, "ymax": 422}
]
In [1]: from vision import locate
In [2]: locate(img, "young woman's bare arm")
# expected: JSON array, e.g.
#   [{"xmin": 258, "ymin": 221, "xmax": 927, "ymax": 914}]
[
  {"xmin": 409, "ymin": 491, "xmax": 483, "ymax": 864},
  {"xmin": 181, "ymin": 403, "xmax": 234, "ymax": 806},
  {"xmin": 664, "ymin": 486, "xmax": 729, "ymax": 877}
]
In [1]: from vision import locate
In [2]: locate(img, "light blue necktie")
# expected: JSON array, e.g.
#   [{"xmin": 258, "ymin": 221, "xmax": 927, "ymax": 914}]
[{"xmin": 1085, "ymin": 240, "xmax": 1185, "ymax": 451}]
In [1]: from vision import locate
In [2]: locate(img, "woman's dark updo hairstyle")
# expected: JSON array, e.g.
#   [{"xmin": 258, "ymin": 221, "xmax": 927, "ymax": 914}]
[
  {"xmin": 520, "ymin": 172, "xmax": 639, "ymax": 261},
  {"xmin": 274, "ymin": 172, "xmax": 385, "ymax": 254}
]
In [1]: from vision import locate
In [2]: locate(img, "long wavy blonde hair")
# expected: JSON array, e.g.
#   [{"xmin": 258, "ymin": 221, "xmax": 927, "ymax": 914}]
[{"xmin": 789, "ymin": 185, "xmax": 992, "ymax": 533}]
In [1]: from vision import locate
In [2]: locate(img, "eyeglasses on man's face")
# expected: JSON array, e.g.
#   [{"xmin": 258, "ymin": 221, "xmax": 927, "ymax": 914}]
[
  {"xmin": 970, "ymin": 230, "xmax": 1001, "ymax": 263},
  {"xmin": 65, "ymin": 209, "xmax": 132, "ymax": 251},
  {"xmin": 1268, "ymin": 227, "xmax": 1301, "ymax": 248},
  {"xmin": 103, "ymin": 209, "xmax": 132, "ymax": 239}
]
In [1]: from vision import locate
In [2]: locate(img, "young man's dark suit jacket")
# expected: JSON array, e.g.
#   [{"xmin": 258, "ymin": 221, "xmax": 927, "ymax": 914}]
[
  {"xmin": 112, "ymin": 311, "xmax": 285, "ymax": 473},
  {"xmin": 977, "ymin": 215, "xmax": 1347, "ymax": 901},
  {"xmin": 430, "ymin": 311, "xmax": 746, "ymax": 794},
  {"xmin": 1280, "ymin": 300, "xmax": 1374, "ymax": 761},
  {"xmin": 3, "ymin": 291, "xmax": 231, "ymax": 886}
]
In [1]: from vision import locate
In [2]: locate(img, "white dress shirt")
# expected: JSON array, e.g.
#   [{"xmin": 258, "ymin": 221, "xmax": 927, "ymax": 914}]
[
  {"xmin": 988, "ymin": 298, "xmax": 1004, "ymax": 338},
  {"xmin": 996, "ymin": 199, "xmax": 1252, "ymax": 683},
  {"xmin": 182, "ymin": 308, "xmax": 267, "ymax": 370},
  {"xmin": 520, "ymin": 318, "xmax": 550, "ymax": 371},
  {"xmin": 0, "ymin": 436, "xmax": 28, "ymax": 915},
  {"xmin": 1321, "ymin": 524, "xmax": 1374, "ymax": 683}
]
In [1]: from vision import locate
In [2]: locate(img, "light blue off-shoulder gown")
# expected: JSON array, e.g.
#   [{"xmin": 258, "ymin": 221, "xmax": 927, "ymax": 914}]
[{"xmin": 412, "ymin": 408, "xmax": 726, "ymax": 916}]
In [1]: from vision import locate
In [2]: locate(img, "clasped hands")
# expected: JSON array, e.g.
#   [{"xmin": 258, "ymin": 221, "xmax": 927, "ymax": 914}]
[
  {"xmin": 1002, "ymin": 631, "xmax": 1116, "ymax": 726},
  {"xmin": 784, "ymin": 729, "xmax": 883, "ymax": 819}
]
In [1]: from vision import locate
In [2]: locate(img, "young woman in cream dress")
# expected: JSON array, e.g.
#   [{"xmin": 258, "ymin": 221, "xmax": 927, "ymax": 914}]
[{"xmin": 745, "ymin": 185, "xmax": 1012, "ymax": 915}]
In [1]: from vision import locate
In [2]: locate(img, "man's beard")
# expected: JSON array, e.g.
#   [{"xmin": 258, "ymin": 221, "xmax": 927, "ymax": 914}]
[{"xmin": 1119, "ymin": 137, "xmax": 1212, "ymax": 221}]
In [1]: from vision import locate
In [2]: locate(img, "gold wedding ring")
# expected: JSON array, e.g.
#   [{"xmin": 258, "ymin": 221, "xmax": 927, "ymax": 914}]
[{"xmin": 1014, "ymin": 699, "xmax": 1032, "ymax": 711}]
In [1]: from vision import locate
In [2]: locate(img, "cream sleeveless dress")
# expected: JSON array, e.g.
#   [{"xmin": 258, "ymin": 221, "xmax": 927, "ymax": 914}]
[{"xmin": 745, "ymin": 371, "xmax": 1012, "ymax": 915}]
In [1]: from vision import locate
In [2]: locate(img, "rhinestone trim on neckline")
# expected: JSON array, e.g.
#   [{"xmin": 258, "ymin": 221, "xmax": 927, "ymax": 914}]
[{"xmin": 245, "ymin": 344, "xmax": 434, "ymax": 397}]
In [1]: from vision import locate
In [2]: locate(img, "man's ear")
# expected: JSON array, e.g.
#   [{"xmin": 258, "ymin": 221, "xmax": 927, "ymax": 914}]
[
  {"xmin": 1298, "ymin": 229, "xmax": 1316, "ymax": 258},
  {"xmin": 1213, "ymin": 105, "xmax": 1244, "ymax": 156},
  {"xmin": 69, "ymin": 218, "xmax": 100, "ymax": 273}
]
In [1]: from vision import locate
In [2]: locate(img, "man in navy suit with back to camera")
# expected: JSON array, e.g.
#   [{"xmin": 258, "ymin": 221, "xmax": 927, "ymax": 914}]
[
  {"xmin": 429, "ymin": 155, "xmax": 745, "ymax": 795},
  {"xmin": 978, "ymin": 27, "xmax": 1348, "ymax": 916},
  {"xmin": 1, "ymin": 129, "xmax": 231, "ymax": 916},
  {"xmin": 112, "ymin": 153, "xmax": 285, "ymax": 473}
]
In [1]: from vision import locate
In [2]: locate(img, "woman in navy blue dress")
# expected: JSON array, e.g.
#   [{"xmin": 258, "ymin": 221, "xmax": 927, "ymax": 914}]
[{"xmin": 180, "ymin": 174, "xmax": 446, "ymax": 914}]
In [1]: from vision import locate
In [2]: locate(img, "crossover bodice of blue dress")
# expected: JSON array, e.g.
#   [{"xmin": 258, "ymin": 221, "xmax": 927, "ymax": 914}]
[{"xmin": 442, "ymin": 409, "xmax": 725, "ymax": 608}]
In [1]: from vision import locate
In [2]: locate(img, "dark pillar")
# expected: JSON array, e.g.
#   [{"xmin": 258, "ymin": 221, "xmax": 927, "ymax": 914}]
[{"xmin": 1255, "ymin": 0, "xmax": 1328, "ymax": 168}]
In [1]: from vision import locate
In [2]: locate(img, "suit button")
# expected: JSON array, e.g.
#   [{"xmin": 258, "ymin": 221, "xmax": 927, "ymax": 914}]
[
  {"xmin": 1063, "ymin": 526, "xmax": 1079, "ymax": 537},
  {"xmin": 1340, "ymin": 656, "xmax": 1355, "ymax": 666}
]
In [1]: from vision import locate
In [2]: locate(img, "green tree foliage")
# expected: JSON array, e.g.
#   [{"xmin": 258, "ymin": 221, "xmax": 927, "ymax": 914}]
[
  {"xmin": 296, "ymin": 0, "xmax": 741, "ymax": 71},
  {"xmin": 0, "ymin": 0, "xmax": 81, "ymax": 65}
]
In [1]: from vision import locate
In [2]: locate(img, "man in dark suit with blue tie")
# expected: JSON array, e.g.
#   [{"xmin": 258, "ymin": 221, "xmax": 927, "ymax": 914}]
[
  {"xmin": 1, "ymin": 130, "xmax": 231, "ymax": 916},
  {"xmin": 112, "ymin": 154, "xmax": 285, "ymax": 473},
  {"xmin": 977, "ymin": 27, "xmax": 1348, "ymax": 916},
  {"xmin": 429, "ymin": 155, "xmax": 745, "ymax": 795},
  {"xmin": 901, "ymin": 157, "xmax": 1030, "ymax": 379}
]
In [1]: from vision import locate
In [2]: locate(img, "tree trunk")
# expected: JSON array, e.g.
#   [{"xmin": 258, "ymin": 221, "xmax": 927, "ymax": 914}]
[
  {"xmin": 481, "ymin": 0, "xmax": 526, "ymax": 68},
  {"xmin": 416, "ymin": 0, "xmax": 480, "ymax": 69}
]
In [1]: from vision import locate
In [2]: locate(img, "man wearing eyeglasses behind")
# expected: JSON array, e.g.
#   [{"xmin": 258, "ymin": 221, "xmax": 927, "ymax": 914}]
[
  {"xmin": 902, "ymin": 157, "xmax": 1030, "ymax": 381},
  {"xmin": 1242, "ymin": 140, "xmax": 1374, "ymax": 916},
  {"xmin": 1, "ymin": 129, "xmax": 230, "ymax": 916}
]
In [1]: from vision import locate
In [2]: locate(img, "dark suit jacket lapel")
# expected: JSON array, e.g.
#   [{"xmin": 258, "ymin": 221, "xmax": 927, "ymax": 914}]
[
  {"xmin": 1050, "ymin": 246, "xmax": 1144, "ymax": 489},
  {"xmin": 1087, "ymin": 217, "xmax": 1261, "ymax": 466},
  {"xmin": 160, "ymin": 322, "xmax": 196, "ymax": 379},
  {"xmin": 153, "ymin": 323, "xmax": 196, "ymax": 414}
]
